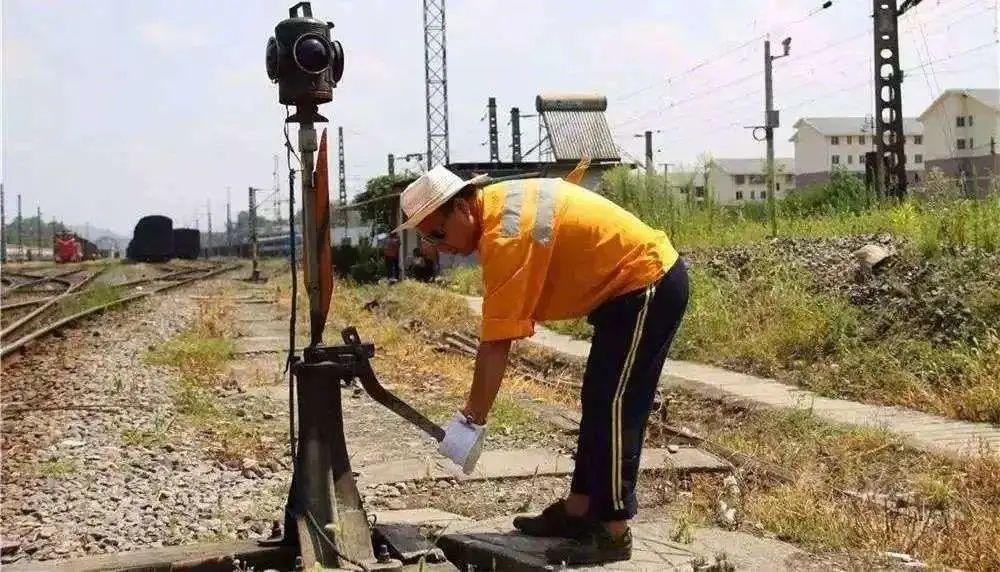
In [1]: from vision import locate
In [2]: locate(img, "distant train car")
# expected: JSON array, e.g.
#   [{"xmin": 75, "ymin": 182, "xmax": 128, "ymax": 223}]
[
  {"xmin": 173, "ymin": 228, "xmax": 201, "ymax": 260},
  {"xmin": 53, "ymin": 232, "xmax": 100, "ymax": 263},
  {"xmin": 127, "ymin": 215, "xmax": 174, "ymax": 262}
]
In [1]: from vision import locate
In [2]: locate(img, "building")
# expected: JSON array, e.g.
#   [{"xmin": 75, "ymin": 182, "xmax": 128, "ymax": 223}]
[
  {"xmin": 790, "ymin": 117, "xmax": 924, "ymax": 187},
  {"xmin": 917, "ymin": 88, "xmax": 999, "ymax": 186},
  {"xmin": 707, "ymin": 158, "xmax": 795, "ymax": 204}
]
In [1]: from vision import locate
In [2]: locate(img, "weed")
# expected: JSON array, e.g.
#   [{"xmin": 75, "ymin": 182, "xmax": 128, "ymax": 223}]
[
  {"xmin": 670, "ymin": 510, "xmax": 696, "ymax": 544},
  {"xmin": 56, "ymin": 284, "xmax": 124, "ymax": 318},
  {"xmin": 440, "ymin": 265, "xmax": 483, "ymax": 296},
  {"xmin": 36, "ymin": 458, "xmax": 77, "ymax": 477}
]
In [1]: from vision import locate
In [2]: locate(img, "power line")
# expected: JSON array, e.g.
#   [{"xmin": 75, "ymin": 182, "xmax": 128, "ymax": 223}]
[{"xmin": 613, "ymin": 1, "xmax": 838, "ymax": 104}]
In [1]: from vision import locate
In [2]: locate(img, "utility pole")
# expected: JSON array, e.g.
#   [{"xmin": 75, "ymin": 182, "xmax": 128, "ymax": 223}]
[
  {"xmin": 873, "ymin": 0, "xmax": 918, "ymax": 198},
  {"xmin": 1, "ymin": 183, "xmax": 6, "ymax": 264},
  {"xmin": 387, "ymin": 154, "xmax": 395, "ymax": 177},
  {"xmin": 36, "ymin": 206, "xmax": 42, "ymax": 254},
  {"xmin": 273, "ymin": 154, "xmax": 281, "ymax": 229},
  {"xmin": 634, "ymin": 131, "xmax": 655, "ymax": 177},
  {"xmin": 764, "ymin": 37, "xmax": 791, "ymax": 236},
  {"xmin": 17, "ymin": 193, "xmax": 23, "ymax": 260},
  {"xmin": 227, "ymin": 188, "xmax": 233, "ymax": 256},
  {"xmin": 206, "ymin": 199, "xmax": 213, "ymax": 259},
  {"xmin": 248, "ymin": 187, "xmax": 260, "ymax": 280},
  {"xmin": 510, "ymin": 107, "xmax": 522, "ymax": 164},
  {"xmin": 487, "ymin": 97, "xmax": 500, "ymax": 163},
  {"xmin": 337, "ymin": 126, "xmax": 347, "ymax": 227}
]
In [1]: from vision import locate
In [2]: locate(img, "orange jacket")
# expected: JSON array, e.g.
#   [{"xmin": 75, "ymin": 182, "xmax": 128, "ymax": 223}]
[{"xmin": 477, "ymin": 178, "xmax": 678, "ymax": 341}]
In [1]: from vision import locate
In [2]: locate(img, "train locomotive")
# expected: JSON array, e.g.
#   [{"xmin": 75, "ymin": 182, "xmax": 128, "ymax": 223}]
[{"xmin": 53, "ymin": 232, "xmax": 99, "ymax": 263}]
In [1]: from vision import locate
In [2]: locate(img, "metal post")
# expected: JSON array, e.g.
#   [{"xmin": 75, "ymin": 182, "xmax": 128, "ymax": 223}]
[
  {"xmin": 17, "ymin": 194, "xmax": 23, "ymax": 261},
  {"xmin": 274, "ymin": 154, "xmax": 282, "ymax": 229},
  {"xmin": 763, "ymin": 37, "xmax": 789, "ymax": 236},
  {"xmin": 337, "ymin": 126, "xmax": 347, "ymax": 229},
  {"xmin": 36, "ymin": 206, "xmax": 42, "ymax": 255},
  {"xmin": 510, "ymin": 107, "xmax": 522, "ymax": 164},
  {"xmin": 874, "ymin": 0, "xmax": 911, "ymax": 197},
  {"xmin": 488, "ymin": 97, "xmax": 500, "ymax": 163},
  {"xmin": 249, "ymin": 186, "xmax": 260, "ymax": 281},
  {"xmin": 764, "ymin": 40, "xmax": 777, "ymax": 235},
  {"xmin": 644, "ymin": 130, "xmax": 654, "ymax": 177},
  {"xmin": 298, "ymin": 118, "xmax": 323, "ymax": 344},
  {"xmin": 387, "ymin": 154, "xmax": 395, "ymax": 177},
  {"xmin": 0, "ymin": 183, "xmax": 6, "ymax": 264},
  {"xmin": 206, "ymin": 200, "xmax": 212, "ymax": 259},
  {"xmin": 226, "ymin": 189, "xmax": 233, "ymax": 257}
]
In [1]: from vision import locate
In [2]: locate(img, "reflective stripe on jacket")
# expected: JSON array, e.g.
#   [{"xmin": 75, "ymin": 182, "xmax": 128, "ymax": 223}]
[{"xmin": 478, "ymin": 178, "xmax": 678, "ymax": 341}]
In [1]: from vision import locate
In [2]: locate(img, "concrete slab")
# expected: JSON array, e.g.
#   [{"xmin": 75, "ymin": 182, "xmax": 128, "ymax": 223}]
[
  {"xmin": 460, "ymin": 294, "xmax": 1000, "ymax": 460},
  {"xmin": 374, "ymin": 508, "xmax": 472, "ymax": 527},
  {"xmin": 357, "ymin": 447, "xmax": 730, "ymax": 487},
  {"xmin": 438, "ymin": 515, "xmax": 806, "ymax": 571}
]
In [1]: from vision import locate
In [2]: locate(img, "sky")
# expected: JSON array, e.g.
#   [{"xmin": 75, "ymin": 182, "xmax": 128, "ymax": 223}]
[{"xmin": 2, "ymin": 0, "xmax": 998, "ymax": 235}]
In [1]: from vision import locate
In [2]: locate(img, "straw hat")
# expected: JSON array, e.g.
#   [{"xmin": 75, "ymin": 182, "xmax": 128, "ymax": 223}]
[{"xmin": 393, "ymin": 166, "xmax": 487, "ymax": 233}]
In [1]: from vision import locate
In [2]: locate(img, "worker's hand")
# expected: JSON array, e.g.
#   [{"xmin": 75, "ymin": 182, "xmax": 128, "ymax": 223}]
[{"xmin": 438, "ymin": 411, "xmax": 487, "ymax": 474}]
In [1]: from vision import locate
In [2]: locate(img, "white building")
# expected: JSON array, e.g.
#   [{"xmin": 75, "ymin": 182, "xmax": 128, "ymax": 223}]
[
  {"xmin": 790, "ymin": 117, "xmax": 924, "ymax": 186},
  {"xmin": 707, "ymin": 158, "xmax": 795, "ymax": 204},
  {"xmin": 917, "ymin": 88, "xmax": 999, "ymax": 185}
]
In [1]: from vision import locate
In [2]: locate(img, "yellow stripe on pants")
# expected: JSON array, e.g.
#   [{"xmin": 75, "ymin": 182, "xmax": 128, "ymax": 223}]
[{"xmin": 610, "ymin": 284, "xmax": 654, "ymax": 511}]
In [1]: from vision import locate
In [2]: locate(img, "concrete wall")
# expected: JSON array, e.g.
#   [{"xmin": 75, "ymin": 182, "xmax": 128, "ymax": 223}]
[{"xmin": 921, "ymin": 95, "xmax": 999, "ymax": 162}]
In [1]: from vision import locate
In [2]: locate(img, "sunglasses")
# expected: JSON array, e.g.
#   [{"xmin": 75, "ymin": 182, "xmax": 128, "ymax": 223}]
[{"xmin": 418, "ymin": 222, "xmax": 447, "ymax": 245}]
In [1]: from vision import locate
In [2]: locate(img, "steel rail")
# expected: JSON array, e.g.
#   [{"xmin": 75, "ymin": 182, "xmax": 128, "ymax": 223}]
[
  {"xmin": 0, "ymin": 268, "xmax": 107, "ymax": 341},
  {"xmin": 1, "ymin": 263, "xmax": 239, "ymax": 358}
]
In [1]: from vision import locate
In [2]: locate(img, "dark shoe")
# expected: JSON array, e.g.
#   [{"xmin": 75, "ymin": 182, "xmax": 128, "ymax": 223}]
[
  {"xmin": 512, "ymin": 500, "xmax": 592, "ymax": 538},
  {"xmin": 544, "ymin": 525, "xmax": 632, "ymax": 565}
]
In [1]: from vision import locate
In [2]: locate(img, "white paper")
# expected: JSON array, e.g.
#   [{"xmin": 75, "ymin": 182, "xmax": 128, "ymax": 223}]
[{"xmin": 438, "ymin": 413, "xmax": 486, "ymax": 474}]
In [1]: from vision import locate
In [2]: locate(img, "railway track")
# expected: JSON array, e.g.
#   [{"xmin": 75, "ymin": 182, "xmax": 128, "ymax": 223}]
[{"xmin": 1, "ymin": 262, "xmax": 240, "ymax": 359}]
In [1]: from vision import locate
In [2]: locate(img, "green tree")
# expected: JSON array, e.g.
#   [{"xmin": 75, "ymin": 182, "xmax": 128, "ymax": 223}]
[{"xmin": 354, "ymin": 174, "xmax": 411, "ymax": 233}]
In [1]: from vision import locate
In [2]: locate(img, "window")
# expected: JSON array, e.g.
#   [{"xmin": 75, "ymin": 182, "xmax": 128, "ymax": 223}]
[
  {"xmin": 970, "ymin": 138, "xmax": 974, "ymax": 149},
  {"xmin": 956, "ymin": 117, "xmax": 966, "ymax": 127},
  {"xmin": 968, "ymin": 115, "xmax": 974, "ymax": 126},
  {"xmin": 760, "ymin": 191, "xmax": 767, "ymax": 200},
  {"xmin": 832, "ymin": 154, "xmax": 840, "ymax": 165},
  {"xmin": 831, "ymin": 136, "xmax": 840, "ymax": 145},
  {"xmin": 735, "ymin": 191, "xmax": 744, "ymax": 200},
  {"xmin": 914, "ymin": 135, "xmax": 922, "ymax": 145},
  {"xmin": 915, "ymin": 154, "xmax": 923, "ymax": 164},
  {"xmin": 859, "ymin": 135, "xmax": 866, "ymax": 145},
  {"xmin": 776, "ymin": 183, "xmax": 781, "ymax": 191},
  {"xmin": 749, "ymin": 174, "xmax": 765, "ymax": 184},
  {"xmin": 734, "ymin": 175, "xmax": 745, "ymax": 185},
  {"xmin": 785, "ymin": 174, "xmax": 793, "ymax": 183},
  {"xmin": 957, "ymin": 139, "xmax": 967, "ymax": 150},
  {"xmin": 750, "ymin": 191, "xmax": 756, "ymax": 199},
  {"xmin": 846, "ymin": 136, "xmax": 853, "ymax": 145},
  {"xmin": 859, "ymin": 154, "xmax": 866, "ymax": 164},
  {"xmin": 847, "ymin": 155, "xmax": 854, "ymax": 165}
]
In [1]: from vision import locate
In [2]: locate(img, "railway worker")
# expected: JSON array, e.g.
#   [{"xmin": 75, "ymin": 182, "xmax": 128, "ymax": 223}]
[
  {"xmin": 394, "ymin": 166, "xmax": 688, "ymax": 565},
  {"xmin": 383, "ymin": 232, "xmax": 401, "ymax": 281}
]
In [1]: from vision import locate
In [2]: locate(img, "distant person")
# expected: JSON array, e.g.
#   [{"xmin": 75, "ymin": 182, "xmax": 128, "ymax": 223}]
[
  {"xmin": 419, "ymin": 238, "xmax": 439, "ymax": 279},
  {"xmin": 408, "ymin": 247, "xmax": 433, "ymax": 282},
  {"xmin": 383, "ymin": 232, "xmax": 400, "ymax": 280},
  {"xmin": 395, "ymin": 166, "xmax": 687, "ymax": 565}
]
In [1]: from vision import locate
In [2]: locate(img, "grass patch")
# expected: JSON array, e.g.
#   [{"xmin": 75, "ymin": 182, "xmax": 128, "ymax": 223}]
[
  {"xmin": 440, "ymin": 265, "xmax": 483, "ymax": 296},
  {"xmin": 35, "ymin": 458, "xmax": 77, "ymax": 477},
  {"xmin": 543, "ymin": 318, "xmax": 592, "ymax": 340},
  {"xmin": 142, "ymin": 295, "xmax": 281, "ymax": 464},
  {"xmin": 55, "ymin": 283, "xmax": 124, "ymax": 318},
  {"xmin": 667, "ymin": 400, "xmax": 1000, "ymax": 571}
]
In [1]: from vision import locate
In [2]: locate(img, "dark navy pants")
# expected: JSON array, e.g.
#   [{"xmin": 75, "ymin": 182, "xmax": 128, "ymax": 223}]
[{"xmin": 570, "ymin": 259, "xmax": 689, "ymax": 521}]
